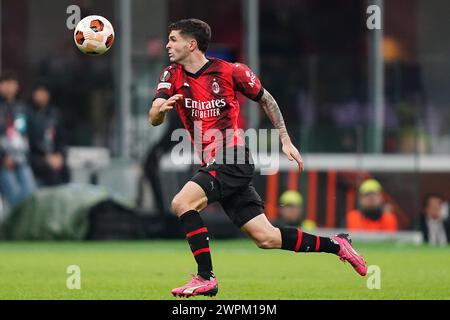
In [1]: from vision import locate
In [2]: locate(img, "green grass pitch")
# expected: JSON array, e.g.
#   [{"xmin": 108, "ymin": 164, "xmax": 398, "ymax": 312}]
[{"xmin": 0, "ymin": 240, "xmax": 449, "ymax": 299}]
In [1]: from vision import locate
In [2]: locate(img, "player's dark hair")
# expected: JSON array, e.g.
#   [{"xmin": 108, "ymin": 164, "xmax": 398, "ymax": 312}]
[
  {"xmin": 168, "ymin": 19, "xmax": 211, "ymax": 53},
  {"xmin": 0, "ymin": 70, "xmax": 19, "ymax": 82}
]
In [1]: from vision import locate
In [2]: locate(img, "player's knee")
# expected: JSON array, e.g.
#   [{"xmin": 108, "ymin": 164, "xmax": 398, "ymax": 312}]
[{"xmin": 171, "ymin": 195, "xmax": 189, "ymax": 216}]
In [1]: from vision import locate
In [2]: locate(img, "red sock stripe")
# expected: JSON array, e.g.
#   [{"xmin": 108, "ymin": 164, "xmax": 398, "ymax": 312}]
[
  {"xmin": 295, "ymin": 229, "xmax": 303, "ymax": 252},
  {"xmin": 193, "ymin": 248, "xmax": 210, "ymax": 256},
  {"xmin": 315, "ymin": 236, "xmax": 320, "ymax": 252},
  {"xmin": 186, "ymin": 227, "xmax": 208, "ymax": 238}
]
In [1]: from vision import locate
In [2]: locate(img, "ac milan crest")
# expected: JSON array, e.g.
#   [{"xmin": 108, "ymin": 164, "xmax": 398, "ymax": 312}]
[{"xmin": 212, "ymin": 79, "xmax": 220, "ymax": 94}]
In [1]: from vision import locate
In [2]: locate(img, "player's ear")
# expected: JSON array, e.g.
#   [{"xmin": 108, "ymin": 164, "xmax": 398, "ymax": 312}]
[{"xmin": 189, "ymin": 39, "xmax": 198, "ymax": 52}]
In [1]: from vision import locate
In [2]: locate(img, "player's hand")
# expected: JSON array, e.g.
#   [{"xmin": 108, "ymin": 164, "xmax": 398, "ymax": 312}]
[
  {"xmin": 159, "ymin": 94, "xmax": 183, "ymax": 114},
  {"xmin": 281, "ymin": 137, "xmax": 304, "ymax": 172}
]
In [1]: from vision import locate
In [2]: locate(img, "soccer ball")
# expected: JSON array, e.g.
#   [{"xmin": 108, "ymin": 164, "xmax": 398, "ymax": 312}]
[{"xmin": 74, "ymin": 15, "xmax": 115, "ymax": 55}]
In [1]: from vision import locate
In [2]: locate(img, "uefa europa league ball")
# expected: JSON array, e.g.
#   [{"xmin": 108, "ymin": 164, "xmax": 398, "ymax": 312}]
[{"xmin": 74, "ymin": 15, "xmax": 115, "ymax": 55}]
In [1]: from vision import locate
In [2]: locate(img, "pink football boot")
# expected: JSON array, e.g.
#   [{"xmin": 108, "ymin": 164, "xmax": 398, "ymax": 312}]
[
  {"xmin": 332, "ymin": 233, "xmax": 368, "ymax": 276},
  {"xmin": 171, "ymin": 274, "xmax": 218, "ymax": 297}
]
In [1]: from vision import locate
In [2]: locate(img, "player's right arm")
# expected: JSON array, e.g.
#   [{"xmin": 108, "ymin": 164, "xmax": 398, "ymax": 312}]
[
  {"xmin": 149, "ymin": 95, "xmax": 183, "ymax": 126},
  {"xmin": 149, "ymin": 66, "xmax": 180, "ymax": 126}
]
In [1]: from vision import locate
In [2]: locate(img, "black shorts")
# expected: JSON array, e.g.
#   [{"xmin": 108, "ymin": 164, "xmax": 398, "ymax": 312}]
[{"xmin": 190, "ymin": 147, "xmax": 265, "ymax": 228}]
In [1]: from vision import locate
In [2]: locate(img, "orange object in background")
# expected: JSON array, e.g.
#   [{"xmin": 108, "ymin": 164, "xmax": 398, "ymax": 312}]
[
  {"xmin": 307, "ymin": 171, "xmax": 318, "ymax": 223},
  {"xmin": 265, "ymin": 172, "xmax": 279, "ymax": 221},
  {"xmin": 326, "ymin": 171, "xmax": 337, "ymax": 228},
  {"xmin": 346, "ymin": 209, "xmax": 398, "ymax": 232}
]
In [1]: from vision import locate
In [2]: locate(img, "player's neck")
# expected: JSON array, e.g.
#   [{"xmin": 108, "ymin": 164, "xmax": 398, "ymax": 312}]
[{"xmin": 180, "ymin": 54, "xmax": 209, "ymax": 74}]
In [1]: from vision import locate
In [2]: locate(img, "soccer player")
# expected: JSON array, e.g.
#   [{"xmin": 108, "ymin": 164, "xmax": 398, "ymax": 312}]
[{"xmin": 149, "ymin": 19, "xmax": 367, "ymax": 298}]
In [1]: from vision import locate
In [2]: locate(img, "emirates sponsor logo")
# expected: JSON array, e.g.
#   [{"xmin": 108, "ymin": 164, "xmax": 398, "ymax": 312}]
[
  {"xmin": 184, "ymin": 98, "xmax": 226, "ymax": 119},
  {"xmin": 184, "ymin": 98, "xmax": 226, "ymax": 110}
]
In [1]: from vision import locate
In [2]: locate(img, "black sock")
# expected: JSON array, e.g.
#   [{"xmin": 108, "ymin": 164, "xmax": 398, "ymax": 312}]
[
  {"xmin": 179, "ymin": 210, "xmax": 214, "ymax": 280},
  {"xmin": 280, "ymin": 227, "xmax": 340, "ymax": 254}
]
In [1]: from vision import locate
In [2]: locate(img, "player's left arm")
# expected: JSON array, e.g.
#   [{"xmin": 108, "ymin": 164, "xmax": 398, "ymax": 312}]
[
  {"xmin": 232, "ymin": 63, "xmax": 303, "ymax": 171},
  {"xmin": 258, "ymin": 89, "xmax": 304, "ymax": 172}
]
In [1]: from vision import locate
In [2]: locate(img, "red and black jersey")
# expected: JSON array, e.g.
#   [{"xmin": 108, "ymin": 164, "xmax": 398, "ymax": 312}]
[{"xmin": 153, "ymin": 58, "xmax": 264, "ymax": 164}]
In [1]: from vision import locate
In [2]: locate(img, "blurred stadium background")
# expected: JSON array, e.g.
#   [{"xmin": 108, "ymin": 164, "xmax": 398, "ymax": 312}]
[{"xmin": 0, "ymin": 0, "xmax": 449, "ymax": 299}]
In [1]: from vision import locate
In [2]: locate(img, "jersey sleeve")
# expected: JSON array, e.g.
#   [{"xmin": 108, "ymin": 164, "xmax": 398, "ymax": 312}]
[
  {"xmin": 153, "ymin": 65, "xmax": 177, "ymax": 101},
  {"xmin": 232, "ymin": 63, "xmax": 264, "ymax": 102}
]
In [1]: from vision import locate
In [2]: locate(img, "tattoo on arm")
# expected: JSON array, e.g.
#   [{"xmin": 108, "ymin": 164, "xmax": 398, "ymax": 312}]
[{"xmin": 258, "ymin": 89, "xmax": 289, "ymax": 141}]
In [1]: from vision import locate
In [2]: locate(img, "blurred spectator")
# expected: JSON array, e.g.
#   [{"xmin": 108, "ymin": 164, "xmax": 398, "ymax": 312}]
[
  {"xmin": 141, "ymin": 111, "xmax": 183, "ymax": 214},
  {"xmin": 273, "ymin": 190, "xmax": 316, "ymax": 231},
  {"xmin": 27, "ymin": 83, "xmax": 70, "ymax": 186},
  {"xmin": 273, "ymin": 190, "xmax": 304, "ymax": 228},
  {"xmin": 273, "ymin": 190, "xmax": 316, "ymax": 230},
  {"xmin": 420, "ymin": 194, "xmax": 449, "ymax": 246},
  {"xmin": 346, "ymin": 179, "xmax": 398, "ymax": 232},
  {"xmin": 0, "ymin": 71, "xmax": 37, "ymax": 207}
]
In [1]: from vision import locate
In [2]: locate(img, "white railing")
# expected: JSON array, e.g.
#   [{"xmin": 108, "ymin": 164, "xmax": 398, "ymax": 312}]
[{"xmin": 159, "ymin": 152, "xmax": 450, "ymax": 172}]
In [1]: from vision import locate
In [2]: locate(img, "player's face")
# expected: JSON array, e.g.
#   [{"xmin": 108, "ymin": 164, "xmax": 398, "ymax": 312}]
[{"xmin": 166, "ymin": 30, "xmax": 193, "ymax": 63}]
